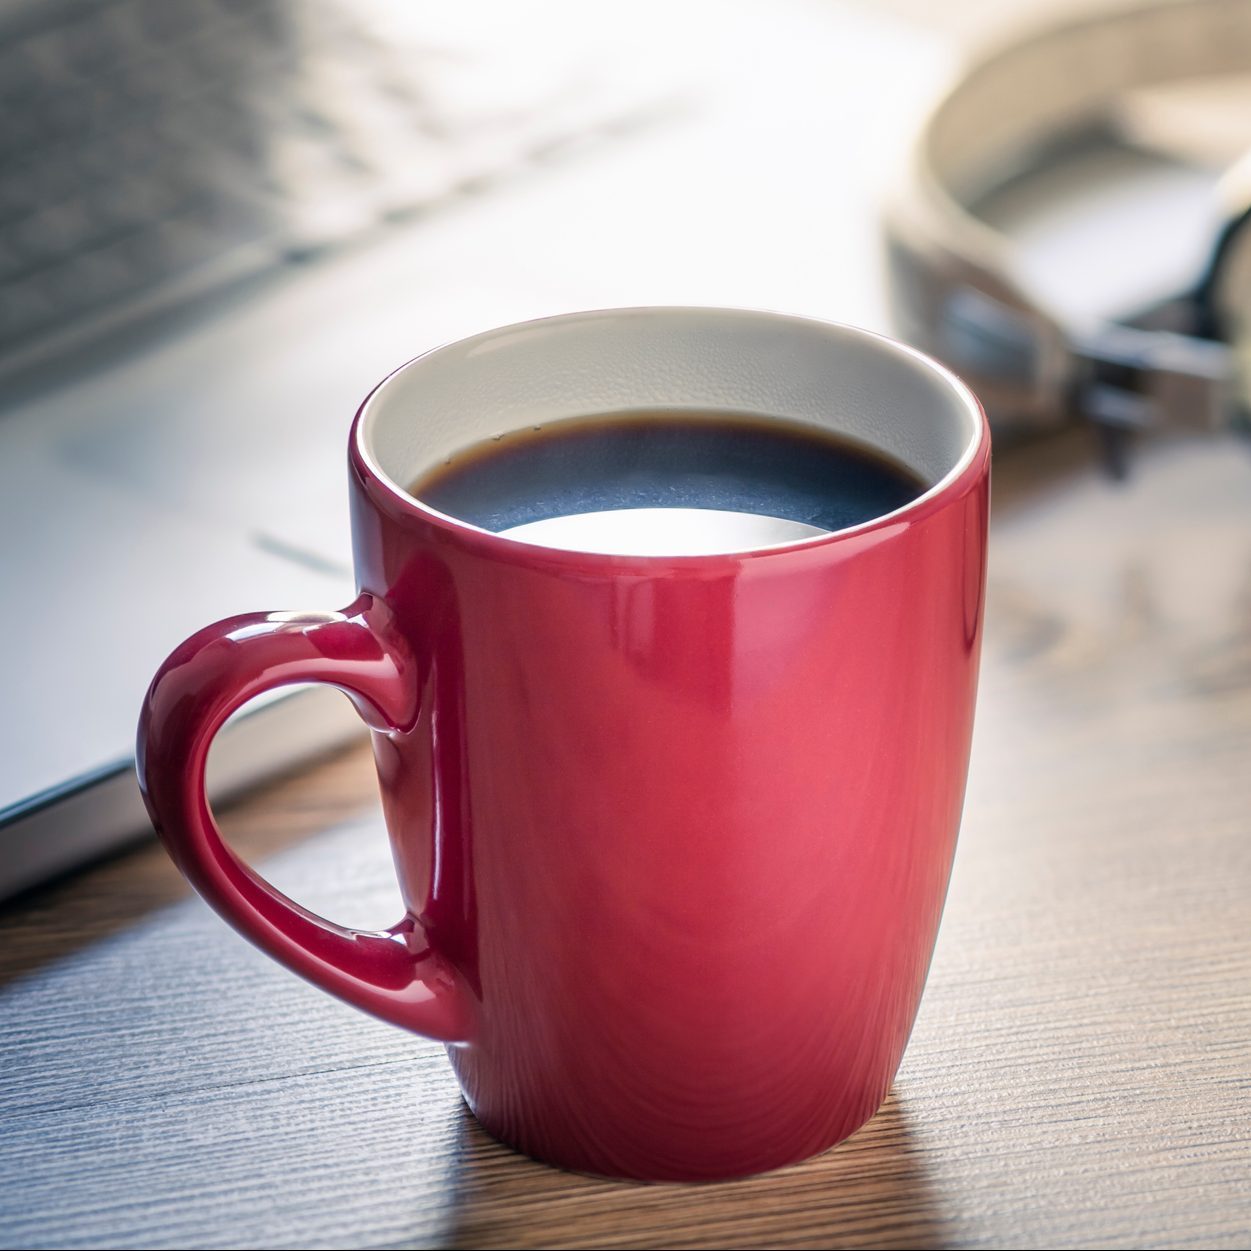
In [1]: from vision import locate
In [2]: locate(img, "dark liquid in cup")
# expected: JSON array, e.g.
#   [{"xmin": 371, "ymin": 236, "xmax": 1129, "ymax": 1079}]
[{"xmin": 408, "ymin": 411, "xmax": 926, "ymax": 555}]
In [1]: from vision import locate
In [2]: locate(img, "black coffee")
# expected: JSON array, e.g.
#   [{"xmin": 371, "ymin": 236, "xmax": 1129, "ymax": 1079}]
[{"xmin": 409, "ymin": 412, "xmax": 925, "ymax": 555}]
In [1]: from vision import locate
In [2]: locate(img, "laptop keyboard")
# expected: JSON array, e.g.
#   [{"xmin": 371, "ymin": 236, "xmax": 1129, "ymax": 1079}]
[{"xmin": 0, "ymin": 0, "xmax": 667, "ymax": 361}]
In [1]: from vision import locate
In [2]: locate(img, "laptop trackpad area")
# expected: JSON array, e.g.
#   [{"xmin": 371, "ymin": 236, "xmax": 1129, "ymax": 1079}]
[{"xmin": 0, "ymin": 422, "xmax": 350, "ymax": 811}]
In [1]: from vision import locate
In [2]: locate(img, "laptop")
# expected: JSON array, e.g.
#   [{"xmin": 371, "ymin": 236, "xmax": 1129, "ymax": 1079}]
[{"xmin": 0, "ymin": 0, "xmax": 953, "ymax": 897}]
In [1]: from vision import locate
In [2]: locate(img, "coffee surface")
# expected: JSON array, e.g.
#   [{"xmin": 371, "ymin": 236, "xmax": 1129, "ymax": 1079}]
[{"xmin": 409, "ymin": 412, "xmax": 925, "ymax": 555}]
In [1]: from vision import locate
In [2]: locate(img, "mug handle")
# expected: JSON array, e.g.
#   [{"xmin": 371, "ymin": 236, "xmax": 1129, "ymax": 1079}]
[{"xmin": 136, "ymin": 594, "xmax": 472, "ymax": 1043}]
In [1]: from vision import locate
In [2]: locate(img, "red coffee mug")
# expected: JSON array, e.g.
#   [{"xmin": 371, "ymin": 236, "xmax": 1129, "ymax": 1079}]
[{"xmin": 138, "ymin": 307, "xmax": 989, "ymax": 1181}]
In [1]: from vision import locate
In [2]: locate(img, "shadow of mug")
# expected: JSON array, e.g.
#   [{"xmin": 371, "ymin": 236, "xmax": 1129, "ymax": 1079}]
[{"xmin": 442, "ymin": 1092, "xmax": 947, "ymax": 1250}]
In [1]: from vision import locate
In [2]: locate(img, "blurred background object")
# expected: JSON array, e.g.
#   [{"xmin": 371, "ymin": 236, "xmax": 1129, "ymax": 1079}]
[
  {"xmin": 0, "ymin": 0, "xmax": 675, "ymax": 371},
  {"xmin": 884, "ymin": 0, "xmax": 1251, "ymax": 473},
  {"xmin": 2, "ymin": 0, "xmax": 1250, "ymax": 896}
]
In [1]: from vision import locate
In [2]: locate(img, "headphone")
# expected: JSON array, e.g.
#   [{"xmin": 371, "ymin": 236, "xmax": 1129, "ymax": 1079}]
[{"xmin": 883, "ymin": 0, "xmax": 1251, "ymax": 466}]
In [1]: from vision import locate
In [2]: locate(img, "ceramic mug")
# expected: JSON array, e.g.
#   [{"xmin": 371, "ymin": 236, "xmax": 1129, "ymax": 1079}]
[{"xmin": 138, "ymin": 307, "xmax": 990, "ymax": 1181}]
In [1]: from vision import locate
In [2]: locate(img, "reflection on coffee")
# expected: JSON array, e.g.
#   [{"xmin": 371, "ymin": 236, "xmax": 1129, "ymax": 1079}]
[{"xmin": 409, "ymin": 411, "xmax": 926, "ymax": 555}]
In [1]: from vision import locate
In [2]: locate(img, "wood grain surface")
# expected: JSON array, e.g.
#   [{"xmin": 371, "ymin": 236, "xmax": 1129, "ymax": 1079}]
[{"xmin": 2, "ymin": 427, "xmax": 1249, "ymax": 1251}]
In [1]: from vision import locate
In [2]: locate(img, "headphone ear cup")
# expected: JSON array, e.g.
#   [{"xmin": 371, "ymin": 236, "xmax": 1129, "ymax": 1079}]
[
  {"xmin": 1195, "ymin": 153, "xmax": 1251, "ymax": 342},
  {"xmin": 1194, "ymin": 165, "xmax": 1251, "ymax": 433}
]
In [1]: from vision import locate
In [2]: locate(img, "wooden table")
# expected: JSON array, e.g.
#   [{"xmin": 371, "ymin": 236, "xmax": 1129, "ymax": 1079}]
[{"xmin": 3, "ymin": 427, "xmax": 1250, "ymax": 1250}]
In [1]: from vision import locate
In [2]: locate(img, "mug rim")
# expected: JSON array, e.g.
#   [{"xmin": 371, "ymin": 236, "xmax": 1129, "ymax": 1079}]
[{"xmin": 350, "ymin": 305, "xmax": 991, "ymax": 567}]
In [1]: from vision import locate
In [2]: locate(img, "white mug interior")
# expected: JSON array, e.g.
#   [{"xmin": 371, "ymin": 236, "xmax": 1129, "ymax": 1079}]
[{"xmin": 357, "ymin": 307, "xmax": 985, "ymax": 554}]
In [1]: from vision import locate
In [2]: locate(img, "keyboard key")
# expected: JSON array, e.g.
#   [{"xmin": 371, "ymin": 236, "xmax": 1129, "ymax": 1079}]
[
  {"xmin": 0, "ymin": 271, "xmax": 57, "ymax": 345},
  {"xmin": 53, "ymin": 8, "xmax": 139, "ymax": 78}
]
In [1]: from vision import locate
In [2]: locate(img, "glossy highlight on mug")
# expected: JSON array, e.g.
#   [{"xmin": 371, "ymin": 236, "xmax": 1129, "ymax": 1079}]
[{"xmin": 137, "ymin": 307, "xmax": 990, "ymax": 1181}]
